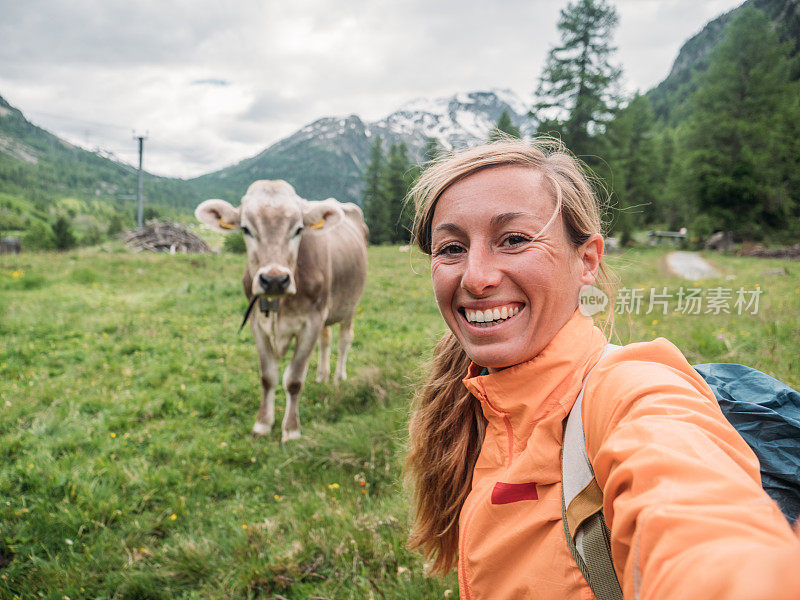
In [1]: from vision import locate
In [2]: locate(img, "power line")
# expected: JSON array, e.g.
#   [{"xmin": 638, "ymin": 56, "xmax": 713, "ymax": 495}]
[{"xmin": 24, "ymin": 109, "xmax": 130, "ymax": 132}]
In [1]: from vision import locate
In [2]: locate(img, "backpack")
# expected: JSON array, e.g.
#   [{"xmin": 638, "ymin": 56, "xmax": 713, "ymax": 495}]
[{"xmin": 561, "ymin": 344, "xmax": 800, "ymax": 600}]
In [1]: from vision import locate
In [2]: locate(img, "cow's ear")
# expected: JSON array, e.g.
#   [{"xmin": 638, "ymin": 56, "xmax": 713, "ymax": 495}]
[
  {"xmin": 302, "ymin": 199, "xmax": 344, "ymax": 232},
  {"xmin": 195, "ymin": 199, "xmax": 240, "ymax": 232}
]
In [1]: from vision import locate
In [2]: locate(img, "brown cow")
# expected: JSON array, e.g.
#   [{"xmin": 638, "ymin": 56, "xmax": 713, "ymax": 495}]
[{"xmin": 195, "ymin": 180, "xmax": 368, "ymax": 441}]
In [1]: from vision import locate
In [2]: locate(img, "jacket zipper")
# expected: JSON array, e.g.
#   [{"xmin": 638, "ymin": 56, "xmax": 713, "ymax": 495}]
[{"xmin": 459, "ymin": 395, "xmax": 515, "ymax": 599}]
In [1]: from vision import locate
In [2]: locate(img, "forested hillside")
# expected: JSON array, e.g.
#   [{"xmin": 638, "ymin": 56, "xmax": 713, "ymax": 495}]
[
  {"xmin": 523, "ymin": 0, "xmax": 800, "ymax": 244},
  {"xmin": 599, "ymin": 0, "xmax": 800, "ymax": 241},
  {"xmin": 0, "ymin": 95, "xmax": 199, "ymax": 246},
  {"xmin": 648, "ymin": 0, "xmax": 800, "ymax": 125}
]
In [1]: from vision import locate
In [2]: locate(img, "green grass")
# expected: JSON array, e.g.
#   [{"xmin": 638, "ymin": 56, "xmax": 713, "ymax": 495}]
[{"xmin": 1, "ymin": 245, "xmax": 798, "ymax": 599}]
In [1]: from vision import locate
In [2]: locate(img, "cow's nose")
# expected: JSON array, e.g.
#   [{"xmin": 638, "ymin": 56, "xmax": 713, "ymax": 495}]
[{"xmin": 259, "ymin": 273, "xmax": 291, "ymax": 294}]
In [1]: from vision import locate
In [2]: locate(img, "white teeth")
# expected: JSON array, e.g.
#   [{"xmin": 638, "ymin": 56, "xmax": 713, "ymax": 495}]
[{"xmin": 464, "ymin": 304, "xmax": 520, "ymax": 324}]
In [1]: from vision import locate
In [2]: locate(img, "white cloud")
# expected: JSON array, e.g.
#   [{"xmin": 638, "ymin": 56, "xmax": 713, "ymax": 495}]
[{"xmin": 0, "ymin": 0, "xmax": 743, "ymax": 178}]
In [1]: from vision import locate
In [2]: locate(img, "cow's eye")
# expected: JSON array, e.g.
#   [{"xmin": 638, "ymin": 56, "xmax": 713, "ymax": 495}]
[
  {"xmin": 241, "ymin": 225, "xmax": 252, "ymax": 237},
  {"xmin": 293, "ymin": 226, "xmax": 304, "ymax": 237}
]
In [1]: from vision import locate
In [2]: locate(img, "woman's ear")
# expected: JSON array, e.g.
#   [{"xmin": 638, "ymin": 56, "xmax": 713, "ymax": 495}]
[{"xmin": 577, "ymin": 234, "xmax": 604, "ymax": 285}]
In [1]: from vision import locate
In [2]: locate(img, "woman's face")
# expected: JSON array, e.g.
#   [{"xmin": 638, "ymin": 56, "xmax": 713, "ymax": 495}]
[{"xmin": 430, "ymin": 165, "xmax": 594, "ymax": 370}]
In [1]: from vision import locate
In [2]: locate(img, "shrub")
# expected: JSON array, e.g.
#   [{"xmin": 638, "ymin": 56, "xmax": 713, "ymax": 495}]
[
  {"xmin": 690, "ymin": 214, "xmax": 715, "ymax": 248},
  {"xmin": 22, "ymin": 220, "xmax": 56, "ymax": 250},
  {"xmin": 53, "ymin": 216, "xmax": 77, "ymax": 250},
  {"xmin": 223, "ymin": 233, "xmax": 246, "ymax": 254},
  {"xmin": 107, "ymin": 214, "xmax": 126, "ymax": 237}
]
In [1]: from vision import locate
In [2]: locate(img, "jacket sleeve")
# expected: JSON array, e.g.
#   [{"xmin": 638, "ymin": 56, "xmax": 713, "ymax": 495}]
[{"xmin": 582, "ymin": 338, "xmax": 800, "ymax": 600}]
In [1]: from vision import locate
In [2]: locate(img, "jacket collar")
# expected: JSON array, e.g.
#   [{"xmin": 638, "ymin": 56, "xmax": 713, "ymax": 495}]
[{"xmin": 462, "ymin": 310, "xmax": 607, "ymax": 441}]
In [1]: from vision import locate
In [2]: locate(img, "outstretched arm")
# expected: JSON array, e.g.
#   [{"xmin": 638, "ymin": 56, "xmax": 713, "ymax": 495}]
[{"xmin": 584, "ymin": 339, "xmax": 800, "ymax": 600}]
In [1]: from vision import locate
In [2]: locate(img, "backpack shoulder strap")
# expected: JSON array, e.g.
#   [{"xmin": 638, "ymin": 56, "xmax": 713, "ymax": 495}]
[{"xmin": 561, "ymin": 343, "xmax": 623, "ymax": 600}]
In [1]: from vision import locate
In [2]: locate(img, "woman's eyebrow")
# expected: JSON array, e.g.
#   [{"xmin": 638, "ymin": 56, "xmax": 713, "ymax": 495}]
[
  {"xmin": 432, "ymin": 222, "xmax": 464, "ymax": 236},
  {"xmin": 490, "ymin": 212, "xmax": 530, "ymax": 227}
]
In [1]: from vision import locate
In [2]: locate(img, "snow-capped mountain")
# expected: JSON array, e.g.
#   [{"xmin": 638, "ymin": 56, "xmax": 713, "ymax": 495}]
[
  {"xmin": 373, "ymin": 88, "xmax": 536, "ymax": 158},
  {"xmin": 192, "ymin": 89, "xmax": 536, "ymax": 205}
]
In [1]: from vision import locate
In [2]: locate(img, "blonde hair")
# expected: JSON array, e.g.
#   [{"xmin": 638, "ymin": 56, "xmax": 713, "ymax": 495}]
[{"xmin": 405, "ymin": 137, "xmax": 610, "ymax": 574}]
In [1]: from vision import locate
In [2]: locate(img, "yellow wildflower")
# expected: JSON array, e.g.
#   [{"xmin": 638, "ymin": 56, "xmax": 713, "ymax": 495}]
[
  {"xmin": 170, "ymin": 513, "xmax": 177, "ymax": 521},
  {"xmin": 328, "ymin": 483, "xmax": 340, "ymax": 490}
]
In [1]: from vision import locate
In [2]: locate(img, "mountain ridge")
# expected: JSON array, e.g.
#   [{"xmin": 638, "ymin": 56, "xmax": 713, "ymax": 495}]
[{"xmin": 190, "ymin": 88, "xmax": 536, "ymax": 205}]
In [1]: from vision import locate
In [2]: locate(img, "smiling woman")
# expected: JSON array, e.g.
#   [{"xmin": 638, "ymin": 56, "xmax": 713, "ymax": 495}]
[
  {"xmin": 404, "ymin": 138, "xmax": 800, "ymax": 600},
  {"xmin": 429, "ymin": 165, "xmax": 602, "ymax": 370}
]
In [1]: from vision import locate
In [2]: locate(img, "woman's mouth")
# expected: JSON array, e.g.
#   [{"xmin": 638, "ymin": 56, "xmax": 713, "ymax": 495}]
[{"xmin": 460, "ymin": 303, "xmax": 521, "ymax": 328}]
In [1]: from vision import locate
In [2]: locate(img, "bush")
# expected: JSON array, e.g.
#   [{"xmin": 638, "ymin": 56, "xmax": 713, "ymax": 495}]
[
  {"xmin": 223, "ymin": 233, "xmax": 246, "ymax": 254},
  {"xmin": 53, "ymin": 216, "xmax": 77, "ymax": 250},
  {"xmin": 107, "ymin": 214, "xmax": 126, "ymax": 237},
  {"xmin": 22, "ymin": 220, "xmax": 56, "ymax": 250},
  {"xmin": 80, "ymin": 223, "xmax": 106, "ymax": 246},
  {"xmin": 143, "ymin": 206, "xmax": 161, "ymax": 222},
  {"xmin": 690, "ymin": 214, "xmax": 715, "ymax": 249}
]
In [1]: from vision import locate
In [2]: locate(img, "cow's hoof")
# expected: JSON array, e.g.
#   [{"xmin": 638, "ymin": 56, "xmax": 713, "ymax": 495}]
[
  {"xmin": 315, "ymin": 374, "xmax": 330, "ymax": 383},
  {"xmin": 281, "ymin": 429, "xmax": 302, "ymax": 443},
  {"xmin": 334, "ymin": 373, "xmax": 347, "ymax": 384},
  {"xmin": 252, "ymin": 422, "xmax": 272, "ymax": 437}
]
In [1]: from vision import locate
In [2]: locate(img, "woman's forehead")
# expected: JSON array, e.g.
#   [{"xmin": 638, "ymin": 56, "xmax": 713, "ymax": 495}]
[{"xmin": 434, "ymin": 166, "xmax": 555, "ymax": 221}]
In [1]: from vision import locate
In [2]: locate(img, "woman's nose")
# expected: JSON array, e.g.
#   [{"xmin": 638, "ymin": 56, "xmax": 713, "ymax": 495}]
[{"xmin": 461, "ymin": 247, "xmax": 501, "ymax": 296}]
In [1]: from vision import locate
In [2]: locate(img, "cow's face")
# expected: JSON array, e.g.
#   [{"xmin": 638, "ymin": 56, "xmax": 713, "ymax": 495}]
[{"xmin": 195, "ymin": 180, "xmax": 342, "ymax": 297}]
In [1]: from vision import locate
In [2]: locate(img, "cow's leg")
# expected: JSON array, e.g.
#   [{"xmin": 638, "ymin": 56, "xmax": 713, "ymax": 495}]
[
  {"xmin": 252, "ymin": 323, "xmax": 278, "ymax": 437},
  {"xmin": 315, "ymin": 325, "xmax": 332, "ymax": 383},
  {"xmin": 334, "ymin": 315, "xmax": 355, "ymax": 383},
  {"xmin": 281, "ymin": 322, "xmax": 321, "ymax": 442}
]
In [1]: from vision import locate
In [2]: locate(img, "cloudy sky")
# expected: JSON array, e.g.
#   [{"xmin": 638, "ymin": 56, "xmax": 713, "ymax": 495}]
[{"xmin": 0, "ymin": 0, "xmax": 742, "ymax": 179}]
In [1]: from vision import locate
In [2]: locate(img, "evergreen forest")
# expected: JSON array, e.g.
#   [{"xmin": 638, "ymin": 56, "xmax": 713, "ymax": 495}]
[{"xmin": 360, "ymin": 0, "xmax": 800, "ymax": 245}]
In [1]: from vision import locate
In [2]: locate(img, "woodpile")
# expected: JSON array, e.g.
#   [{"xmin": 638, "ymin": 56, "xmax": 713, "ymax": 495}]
[
  {"xmin": 740, "ymin": 243, "xmax": 800, "ymax": 260},
  {"xmin": 124, "ymin": 220, "xmax": 211, "ymax": 254}
]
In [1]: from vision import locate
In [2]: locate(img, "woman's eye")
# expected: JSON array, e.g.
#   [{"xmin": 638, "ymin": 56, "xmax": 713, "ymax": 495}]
[
  {"xmin": 502, "ymin": 234, "xmax": 530, "ymax": 247},
  {"xmin": 241, "ymin": 225, "xmax": 252, "ymax": 237},
  {"xmin": 434, "ymin": 243, "xmax": 465, "ymax": 256}
]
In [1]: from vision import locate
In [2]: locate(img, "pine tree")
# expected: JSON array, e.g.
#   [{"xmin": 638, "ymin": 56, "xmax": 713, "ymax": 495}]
[
  {"xmin": 52, "ymin": 215, "xmax": 76, "ymax": 250},
  {"xmin": 603, "ymin": 94, "xmax": 660, "ymax": 227},
  {"xmin": 489, "ymin": 110, "xmax": 521, "ymax": 141},
  {"xmin": 384, "ymin": 142, "xmax": 414, "ymax": 243},
  {"xmin": 361, "ymin": 136, "xmax": 390, "ymax": 244},
  {"xmin": 656, "ymin": 130, "xmax": 684, "ymax": 229},
  {"xmin": 681, "ymin": 7, "xmax": 800, "ymax": 236},
  {"xmin": 534, "ymin": 0, "xmax": 622, "ymax": 157}
]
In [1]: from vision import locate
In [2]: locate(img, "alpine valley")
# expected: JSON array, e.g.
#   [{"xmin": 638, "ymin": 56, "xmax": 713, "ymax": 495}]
[{"xmin": 0, "ymin": 0, "xmax": 797, "ymax": 233}]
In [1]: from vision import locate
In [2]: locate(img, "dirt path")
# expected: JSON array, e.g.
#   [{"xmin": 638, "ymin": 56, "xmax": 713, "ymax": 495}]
[{"xmin": 665, "ymin": 251, "xmax": 720, "ymax": 281}]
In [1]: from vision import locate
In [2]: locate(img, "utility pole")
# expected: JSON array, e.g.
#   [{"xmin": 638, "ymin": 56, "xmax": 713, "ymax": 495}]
[{"xmin": 134, "ymin": 133, "xmax": 148, "ymax": 227}]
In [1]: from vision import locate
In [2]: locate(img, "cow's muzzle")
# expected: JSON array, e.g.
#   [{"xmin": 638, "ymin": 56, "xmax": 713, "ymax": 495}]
[
  {"xmin": 259, "ymin": 273, "xmax": 291, "ymax": 295},
  {"xmin": 252, "ymin": 265, "xmax": 296, "ymax": 297}
]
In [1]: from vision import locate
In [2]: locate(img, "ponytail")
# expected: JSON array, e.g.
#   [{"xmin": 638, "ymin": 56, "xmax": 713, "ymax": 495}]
[{"xmin": 406, "ymin": 331, "xmax": 486, "ymax": 574}]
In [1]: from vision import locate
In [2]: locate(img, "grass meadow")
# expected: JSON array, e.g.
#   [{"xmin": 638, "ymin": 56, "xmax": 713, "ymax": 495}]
[{"xmin": 1, "ymin": 243, "xmax": 798, "ymax": 599}]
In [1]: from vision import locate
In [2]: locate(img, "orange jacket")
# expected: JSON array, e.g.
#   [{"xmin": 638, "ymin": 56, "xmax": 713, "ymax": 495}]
[{"xmin": 459, "ymin": 310, "xmax": 800, "ymax": 600}]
